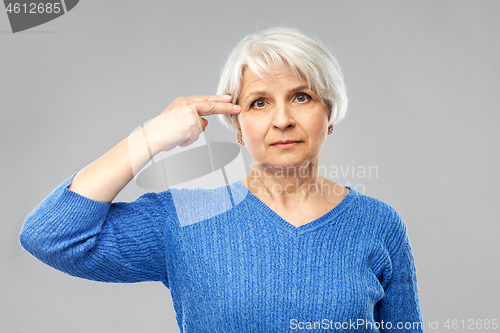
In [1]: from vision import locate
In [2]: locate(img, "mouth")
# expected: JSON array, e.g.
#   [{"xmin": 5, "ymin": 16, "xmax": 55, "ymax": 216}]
[
  {"xmin": 270, "ymin": 140, "xmax": 302, "ymax": 146},
  {"xmin": 270, "ymin": 140, "xmax": 303, "ymax": 148}
]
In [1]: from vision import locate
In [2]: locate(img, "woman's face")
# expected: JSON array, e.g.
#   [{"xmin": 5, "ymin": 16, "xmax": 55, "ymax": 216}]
[{"xmin": 236, "ymin": 64, "xmax": 332, "ymax": 171}]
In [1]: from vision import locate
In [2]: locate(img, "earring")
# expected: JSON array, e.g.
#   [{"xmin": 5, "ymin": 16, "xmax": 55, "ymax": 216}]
[
  {"xmin": 237, "ymin": 140, "xmax": 243, "ymax": 144},
  {"xmin": 328, "ymin": 127, "xmax": 333, "ymax": 133}
]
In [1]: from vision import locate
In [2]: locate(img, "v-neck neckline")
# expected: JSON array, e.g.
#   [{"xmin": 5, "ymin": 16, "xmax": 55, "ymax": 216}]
[{"xmin": 232, "ymin": 181, "xmax": 358, "ymax": 234}]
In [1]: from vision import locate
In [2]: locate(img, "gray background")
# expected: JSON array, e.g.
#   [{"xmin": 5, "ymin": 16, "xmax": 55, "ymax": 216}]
[{"xmin": 2, "ymin": 1, "xmax": 499, "ymax": 332}]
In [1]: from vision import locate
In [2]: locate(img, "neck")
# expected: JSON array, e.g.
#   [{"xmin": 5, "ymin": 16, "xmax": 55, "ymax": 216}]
[{"xmin": 246, "ymin": 157, "xmax": 332, "ymax": 205}]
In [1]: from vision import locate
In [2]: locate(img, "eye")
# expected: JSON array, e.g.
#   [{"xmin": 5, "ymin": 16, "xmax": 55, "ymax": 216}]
[
  {"xmin": 250, "ymin": 98, "xmax": 267, "ymax": 109},
  {"xmin": 295, "ymin": 93, "xmax": 311, "ymax": 103},
  {"xmin": 249, "ymin": 93, "xmax": 311, "ymax": 109}
]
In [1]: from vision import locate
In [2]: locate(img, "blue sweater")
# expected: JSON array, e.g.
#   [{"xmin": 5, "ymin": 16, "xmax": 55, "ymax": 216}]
[{"xmin": 20, "ymin": 172, "xmax": 424, "ymax": 332}]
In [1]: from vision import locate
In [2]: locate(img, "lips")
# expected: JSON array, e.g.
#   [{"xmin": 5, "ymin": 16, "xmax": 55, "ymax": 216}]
[{"xmin": 270, "ymin": 140, "xmax": 302, "ymax": 146}]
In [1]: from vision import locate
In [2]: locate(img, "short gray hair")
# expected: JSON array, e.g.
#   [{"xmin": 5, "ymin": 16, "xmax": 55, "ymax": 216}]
[{"xmin": 216, "ymin": 26, "xmax": 348, "ymax": 133}]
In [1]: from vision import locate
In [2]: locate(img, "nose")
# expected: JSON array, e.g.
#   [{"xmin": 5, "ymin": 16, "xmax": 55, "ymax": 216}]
[{"xmin": 272, "ymin": 102, "xmax": 295, "ymax": 131}]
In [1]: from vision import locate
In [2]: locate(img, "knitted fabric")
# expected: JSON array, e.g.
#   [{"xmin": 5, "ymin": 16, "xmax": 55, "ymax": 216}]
[{"xmin": 20, "ymin": 172, "xmax": 424, "ymax": 332}]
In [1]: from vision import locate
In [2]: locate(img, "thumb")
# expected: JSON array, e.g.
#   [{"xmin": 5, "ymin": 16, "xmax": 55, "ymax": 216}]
[{"xmin": 200, "ymin": 117, "xmax": 208, "ymax": 131}]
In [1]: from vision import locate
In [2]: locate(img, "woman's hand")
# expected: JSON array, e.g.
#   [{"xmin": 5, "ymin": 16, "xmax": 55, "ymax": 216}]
[
  {"xmin": 65, "ymin": 95, "xmax": 240, "ymax": 203},
  {"xmin": 144, "ymin": 95, "xmax": 241, "ymax": 154}
]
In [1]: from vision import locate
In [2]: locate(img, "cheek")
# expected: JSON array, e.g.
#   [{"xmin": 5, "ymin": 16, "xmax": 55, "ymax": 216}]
[
  {"xmin": 240, "ymin": 123, "xmax": 268, "ymax": 150},
  {"xmin": 308, "ymin": 121, "xmax": 329, "ymax": 144},
  {"xmin": 240, "ymin": 114, "xmax": 264, "ymax": 135}
]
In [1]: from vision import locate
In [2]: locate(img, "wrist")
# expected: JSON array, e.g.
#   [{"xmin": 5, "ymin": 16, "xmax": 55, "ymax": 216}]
[{"xmin": 141, "ymin": 124, "xmax": 154, "ymax": 160}]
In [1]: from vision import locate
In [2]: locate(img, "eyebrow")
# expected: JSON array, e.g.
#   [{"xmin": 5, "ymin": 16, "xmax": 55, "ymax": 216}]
[{"xmin": 243, "ymin": 84, "xmax": 310, "ymax": 103}]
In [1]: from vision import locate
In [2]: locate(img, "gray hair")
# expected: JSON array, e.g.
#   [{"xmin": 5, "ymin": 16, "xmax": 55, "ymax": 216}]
[{"xmin": 216, "ymin": 26, "xmax": 348, "ymax": 134}]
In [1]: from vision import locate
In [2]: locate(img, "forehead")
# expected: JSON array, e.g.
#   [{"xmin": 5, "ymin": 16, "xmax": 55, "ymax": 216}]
[{"xmin": 240, "ymin": 63, "xmax": 306, "ymax": 93}]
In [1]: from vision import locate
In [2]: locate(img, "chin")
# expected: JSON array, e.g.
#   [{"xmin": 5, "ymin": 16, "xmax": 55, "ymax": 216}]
[{"xmin": 261, "ymin": 157, "xmax": 312, "ymax": 169}]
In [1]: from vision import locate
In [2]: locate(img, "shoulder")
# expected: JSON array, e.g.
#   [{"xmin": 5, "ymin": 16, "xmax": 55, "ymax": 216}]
[
  {"xmin": 351, "ymin": 189, "xmax": 408, "ymax": 250},
  {"xmin": 353, "ymin": 190, "xmax": 402, "ymax": 221},
  {"xmin": 155, "ymin": 181, "xmax": 249, "ymax": 227}
]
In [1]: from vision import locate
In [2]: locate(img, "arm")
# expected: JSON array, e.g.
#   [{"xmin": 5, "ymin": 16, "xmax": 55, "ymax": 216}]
[
  {"xmin": 375, "ymin": 214, "xmax": 425, "ymax": 332},
  {"xmin": 66, "ymin": 126, "xmax": 154, "ymax": 203},
  {"xmin": 19, "ymin": 95, "xmax": 239, "ymax": 282},
  {"xmin": 66, "ymin": 95, "xmax": 240, "ymax": 203},
  {"xmin": 20, "ymin": 172, "xmax": 172, "ymax": 284}
]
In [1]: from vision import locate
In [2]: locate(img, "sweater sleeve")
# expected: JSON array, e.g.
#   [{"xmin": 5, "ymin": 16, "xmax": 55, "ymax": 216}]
[
  {"xmin": 19, "ymin": 172, "xmax": 170, "ymax": 286},
  {"xmin": 375, "ymin": 211, "xmax": 425, "ymax": 332}
]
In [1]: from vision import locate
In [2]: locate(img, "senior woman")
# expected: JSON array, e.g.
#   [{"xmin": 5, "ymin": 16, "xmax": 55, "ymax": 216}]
[{"xmin": 20, "ymin": 27, "xmax": 424, "ymax": 332}]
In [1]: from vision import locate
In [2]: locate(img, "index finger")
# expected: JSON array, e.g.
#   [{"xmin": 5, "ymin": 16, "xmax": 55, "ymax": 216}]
[
  {"xmin": 193, "ymin": 100, "xmax": 241, "ymax": 116},
  {"xmin": 189, "ymin": 95, "xmax": 234, "ymax": 102}
]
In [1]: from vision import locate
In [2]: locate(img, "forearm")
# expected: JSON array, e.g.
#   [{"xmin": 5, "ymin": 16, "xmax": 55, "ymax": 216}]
[
  {"xmin": 66, "ymin": 97, "xmax": 237, "ymax": 203},
  {"xmin": 68, "ymin": 127, "xmax": 155, "ymax": 203}
]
